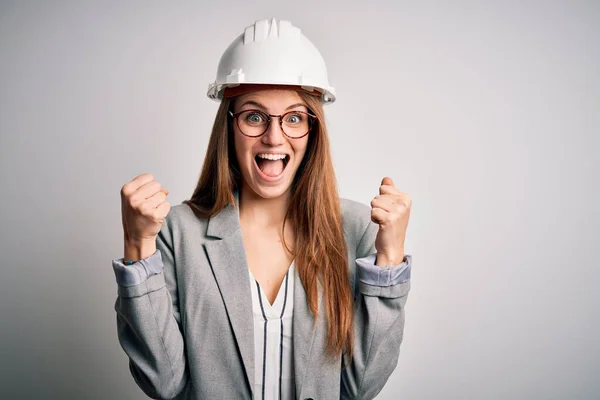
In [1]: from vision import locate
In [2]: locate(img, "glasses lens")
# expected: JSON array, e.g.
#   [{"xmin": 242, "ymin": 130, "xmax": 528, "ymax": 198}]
[
  {"xmin": 281, "ymin": 111, "xmax": 312, "ymax": 138},
  {"xmin": 238, "ymin": 110, "xmax": 268, "ymax": 137},
  {"xmin": 236, "ymin": 110, "xmax": 314, "ymax": 138}
]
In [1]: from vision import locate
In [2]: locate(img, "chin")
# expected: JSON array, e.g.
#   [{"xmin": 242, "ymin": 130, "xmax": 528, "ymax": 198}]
[
  {"xmin": 246, "ymin": 177, "xmax": 293, "ymax": 199},
  {"xmin": 252, "ymin": 186, "xmax": 288, "ymax": 199}
]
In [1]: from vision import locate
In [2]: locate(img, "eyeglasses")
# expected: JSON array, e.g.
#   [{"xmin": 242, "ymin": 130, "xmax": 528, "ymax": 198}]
[{"xmin": 228, "ymin": 109, "xmax": 317, "ymax": 139}]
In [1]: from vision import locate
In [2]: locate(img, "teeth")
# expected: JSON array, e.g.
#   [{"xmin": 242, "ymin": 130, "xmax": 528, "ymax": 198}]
[{"xmin": 256, "ymin": 153, "xmax": 287, "ymax": 161}]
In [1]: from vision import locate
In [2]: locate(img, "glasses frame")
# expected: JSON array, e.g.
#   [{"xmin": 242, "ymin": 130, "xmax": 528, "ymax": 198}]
[{"xmin": 228, "ymin": 109, "xmax": 318, "ymax": 139}]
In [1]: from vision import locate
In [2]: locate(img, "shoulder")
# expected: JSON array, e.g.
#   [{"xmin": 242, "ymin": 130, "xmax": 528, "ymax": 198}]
[
  {"xmin": 340, "ymin": 197, "xmax": 375, "ymax": 245},
  {"xmin": 161, "ymin": 202, "xmax": 210, "ymax": 237},
  {"xmin": 340, "ymin": 197, "xmax": 371, "ymax": 221},
  {"xmin": 167, "ymin": 202, "xmax": 200, "ymax": 221}
]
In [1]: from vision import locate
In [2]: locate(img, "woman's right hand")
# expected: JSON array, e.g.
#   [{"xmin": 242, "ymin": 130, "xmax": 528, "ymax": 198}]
[{"xmin": 120, "ymin": 173, "xmax": 171, "ymax": 257}]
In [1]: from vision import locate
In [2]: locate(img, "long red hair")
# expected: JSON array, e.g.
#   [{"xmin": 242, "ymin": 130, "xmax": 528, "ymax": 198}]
[{"xmin": 182, "ymin": 91, "xmax": 353, "ymax": 357}]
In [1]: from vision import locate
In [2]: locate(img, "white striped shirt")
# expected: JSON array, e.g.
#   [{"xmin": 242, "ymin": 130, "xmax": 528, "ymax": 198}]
[{"xmin": 248, "ymin": 261, "xmax": 295, "ymax": 400}]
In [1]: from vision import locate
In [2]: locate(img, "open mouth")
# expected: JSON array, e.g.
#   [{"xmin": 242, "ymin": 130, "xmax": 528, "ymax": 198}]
[{"xmin": 254, "ymin": 154, "xmax": 290, "ymax": 179}]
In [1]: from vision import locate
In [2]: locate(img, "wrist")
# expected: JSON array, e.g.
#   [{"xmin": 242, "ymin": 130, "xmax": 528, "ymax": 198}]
[
  {"xmin": 375, "ymin": 252, "xmax": 405, "ymax": 267},
  {"xmin": 124, "ymin": 238, "xmax": 156, "ymax": 263}
]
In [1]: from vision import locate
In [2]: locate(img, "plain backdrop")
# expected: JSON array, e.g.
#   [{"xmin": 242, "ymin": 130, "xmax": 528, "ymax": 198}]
[{"xmin": 0, "ymin": 1, "xmax": 598, "ymax": 399}]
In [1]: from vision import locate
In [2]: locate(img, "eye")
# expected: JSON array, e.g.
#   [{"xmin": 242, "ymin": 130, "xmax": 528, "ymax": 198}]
[
  {"xmin": 244, "ymin": 111, "xmax": 266, "ymax": 124},
  {"xmin": 285, "ymin": 113, "xmax": 304, "ymax": 125}
]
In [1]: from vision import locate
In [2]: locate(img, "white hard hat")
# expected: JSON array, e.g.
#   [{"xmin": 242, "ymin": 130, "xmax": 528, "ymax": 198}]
[{"xmin": 207, "ymin": 18, "xmax": 336, "ymax": 104}]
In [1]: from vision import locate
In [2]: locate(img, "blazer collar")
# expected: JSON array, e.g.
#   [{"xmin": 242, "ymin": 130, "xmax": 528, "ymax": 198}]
[
  {"xmin": 205, "ymin": 189, "xmax": 241, "ymax": 239},
  {"xmin": 203, "ymin": 189, "xmax": 256, "ymax": 393}
]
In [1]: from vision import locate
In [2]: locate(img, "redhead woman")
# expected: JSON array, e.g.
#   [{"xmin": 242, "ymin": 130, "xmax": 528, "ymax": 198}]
[{"xmin": 113, "ymin": 19, "xmax": 412, "ymax": 400}]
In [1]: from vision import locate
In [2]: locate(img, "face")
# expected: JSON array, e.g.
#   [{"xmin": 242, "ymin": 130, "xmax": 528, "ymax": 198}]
[{"xmin": 232, "ymin": 89, "xmax": 311, "ymax": 200}]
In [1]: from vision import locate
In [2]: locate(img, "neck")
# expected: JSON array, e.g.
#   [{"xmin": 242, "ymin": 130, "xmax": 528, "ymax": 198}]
[{"xmin": 238, "ymin": 182, "xmax": 290, "ymax": 229}]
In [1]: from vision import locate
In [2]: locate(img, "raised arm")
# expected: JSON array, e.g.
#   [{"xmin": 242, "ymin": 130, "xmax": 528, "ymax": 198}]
[
  {"xmin": 342, "ymin": 177, "xmax": 413, "ymax": 399},
  {"xmin": 112, "ymin": 173, "xmax": 188, "ymax": 399}
]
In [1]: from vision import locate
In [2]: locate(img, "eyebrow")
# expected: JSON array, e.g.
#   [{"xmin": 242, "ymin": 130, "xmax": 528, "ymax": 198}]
[{"xmin": 239, "ymin": 100, "xmax": 307, "ymax": 112}]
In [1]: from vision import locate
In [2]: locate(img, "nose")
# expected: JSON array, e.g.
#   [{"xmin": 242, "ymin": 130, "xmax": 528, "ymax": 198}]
[{"xmin": 261, "ymin": 117, "xmax": 287, "ymax": 146}]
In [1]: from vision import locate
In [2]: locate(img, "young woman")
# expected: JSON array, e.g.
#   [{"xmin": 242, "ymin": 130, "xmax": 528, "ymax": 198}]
[{"xmin": 113, "ymin": 19, "xmax": 412, "ymax": 400}]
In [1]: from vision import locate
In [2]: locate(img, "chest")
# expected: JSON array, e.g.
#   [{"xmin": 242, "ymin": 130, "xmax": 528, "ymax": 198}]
[{"xmin": 241, "ymin": 228, "xmax": 295, "ymax": 305}]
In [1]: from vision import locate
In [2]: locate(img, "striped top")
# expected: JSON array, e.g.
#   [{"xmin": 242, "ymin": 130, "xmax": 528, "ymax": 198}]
[{"xmin": 248, "ymin": 261, "xmax": 295, "ymax": 400}]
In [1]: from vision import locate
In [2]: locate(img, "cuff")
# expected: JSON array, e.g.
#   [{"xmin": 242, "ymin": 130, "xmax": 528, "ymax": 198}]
[
  {"xmin": 356, "ymin": 253, "xmax": 412, "ymax": 287},
  {"xmin": 112, "ymin": 249, "xmax": 164, "ymax": 287}
]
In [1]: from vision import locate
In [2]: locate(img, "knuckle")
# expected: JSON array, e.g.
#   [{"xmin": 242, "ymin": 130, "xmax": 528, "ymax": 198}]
[
  {"xmin": 152, "ymin": 181, "xmax": 163, "ymax": 193},
  {"xmin": 127, "ymin": 196, "xmax": 138, "ymax": 208},
  {"xmin": 148, "ymin": 210, "xmax": 159, "ymax": 223},
  {"xmin": 139, "ymin": 202, "xmax": 152, "ymax": 215},
  {"xmin": 146, "ymin": 180, "xmax": 157, "ymax": 191},
  {"xmin": 121, "ymin": 183, "xmax": 132, "ymax": 197},
  {"xmin": 153, "ymin": 210, "xmax": 166, "ymax": 223}
]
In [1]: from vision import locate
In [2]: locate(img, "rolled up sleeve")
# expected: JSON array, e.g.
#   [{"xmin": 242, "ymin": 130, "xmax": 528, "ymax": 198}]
[
  {"xmin": 112, "ymin": 249, "xmax": 164, "ymax": 287},
  {"xmin": 356, "ymin": 253, "xmax": 412, "ymax": 286}
]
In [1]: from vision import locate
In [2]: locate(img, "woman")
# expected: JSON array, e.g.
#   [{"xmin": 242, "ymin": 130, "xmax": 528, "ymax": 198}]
[{"xmin": 113, "ymin": 18, "xmax": 412, "ymax": 400}]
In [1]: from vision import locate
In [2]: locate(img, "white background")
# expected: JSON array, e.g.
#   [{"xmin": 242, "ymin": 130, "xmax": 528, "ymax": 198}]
[{"xmin": 0, "ymin": 1, "xmax": 598, "ymax": 399}]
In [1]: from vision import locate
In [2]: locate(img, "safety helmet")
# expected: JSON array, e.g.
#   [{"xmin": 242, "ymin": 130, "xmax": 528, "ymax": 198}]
[{"xmin": 207, "ymin": 18, "xmax": 336, "ymax": 104}]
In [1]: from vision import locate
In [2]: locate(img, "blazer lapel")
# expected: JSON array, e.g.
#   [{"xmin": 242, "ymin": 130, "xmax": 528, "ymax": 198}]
[{"xmin": 202, "ymin": 191, "xmax": 255, "ymax": 395}]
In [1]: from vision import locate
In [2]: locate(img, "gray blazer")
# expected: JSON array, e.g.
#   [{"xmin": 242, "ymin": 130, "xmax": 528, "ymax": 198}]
[{"xmin": 113, "ymin": 195, "xmax": 412, "ymax": 400}]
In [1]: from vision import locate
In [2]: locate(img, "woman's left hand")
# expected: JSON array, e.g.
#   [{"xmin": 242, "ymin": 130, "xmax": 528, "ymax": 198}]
[{"xmin": 370, "ymin": 177, "xmax": 412, "ymax": 266}]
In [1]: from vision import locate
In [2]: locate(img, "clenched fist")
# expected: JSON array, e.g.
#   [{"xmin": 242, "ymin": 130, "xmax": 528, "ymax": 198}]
[
  {"xmin": 120, "ymin": 173, "xmax": 170, "ymax": 261},
  {"xmin": 370, "ymin": 177, "xmax": 412, "ymax": 267}
]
